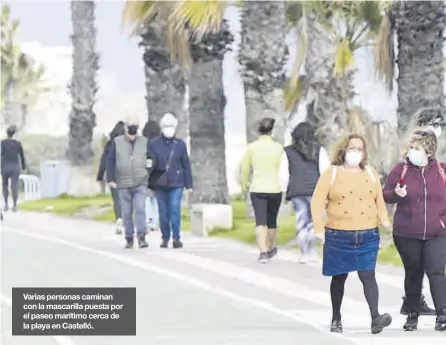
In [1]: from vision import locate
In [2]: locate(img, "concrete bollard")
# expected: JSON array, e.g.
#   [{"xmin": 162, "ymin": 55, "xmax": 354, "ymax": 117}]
[
  {"xmin": 190, "ymin": 203, "xmax": 233, "ymax": 236},
  {"xmin": 190, "ymin": 204, "xmax": 207, "ymax": 237}
]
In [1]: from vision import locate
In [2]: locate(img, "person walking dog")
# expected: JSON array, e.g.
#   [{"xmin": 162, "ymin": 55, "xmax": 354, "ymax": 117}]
[{"xmin": 106, "ymin": 118, "xmax": 153, "ymax": 249}]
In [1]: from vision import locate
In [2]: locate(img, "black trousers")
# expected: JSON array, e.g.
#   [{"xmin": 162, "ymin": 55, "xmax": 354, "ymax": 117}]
[
  {"xmin": 2, "ymin": 171, "xmax": 20, "ymax": 207},
  {"xmin": 250, "ymin": 192, "xmax": 282, "ymax": 228},
  {"xmin": 110, "ymin": 187, "xmax": 122, "ymax": 221},
  {"xmin": 394, "ymin": 235, "xmax": 446, "ymax": 315}
]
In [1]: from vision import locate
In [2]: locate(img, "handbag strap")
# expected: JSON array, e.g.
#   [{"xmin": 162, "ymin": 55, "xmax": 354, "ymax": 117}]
[{"xmin": 165, "ymin": 141, "xmax": 177, "ymax": 171}]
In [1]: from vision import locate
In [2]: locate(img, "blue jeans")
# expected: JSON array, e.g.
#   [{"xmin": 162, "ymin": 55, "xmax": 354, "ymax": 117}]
[
  {"xmin": 118, "ymin": 185, "xmax": 147, "ymax": 239},
  {"xmin": 155, "ymin": 188, "xmax": 183, "ymax": 242}
]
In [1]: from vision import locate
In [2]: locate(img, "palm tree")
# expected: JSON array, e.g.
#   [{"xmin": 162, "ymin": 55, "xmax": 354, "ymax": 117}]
[
  {"xmin": 67, "ymin": 0, "xmax": 98, "ymax": 166},
  {"xmin": 285, "ymin": 1, "xmax": 383, "ymax": 150},
  {"xmin": 375, "ymin": 1, "xmax": 445, "ymax": 134},
  {"xmin": 122, "ymin": 1, "xmax": 232, "ymax": 204},
  {"xmin": 138, "ymin": 18, "xmax": 188, "ymax": 139},
  {"xmin": 1, "ymin": 4, "xmax": 46, "ymax": 133},
  {"xmin": 239, "ymin": 1, "xmax": 289, "ymax": 144}
]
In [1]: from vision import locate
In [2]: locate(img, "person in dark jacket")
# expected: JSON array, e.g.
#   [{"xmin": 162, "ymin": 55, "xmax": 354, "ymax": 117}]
[
  {"xmin": 97, "ymin": 121, "xmax": 125, "ymax": 234},
  {"xmin": 149, "ymin": 113, "xmax": 192, "ymax": 249},
  {"xmin": 142, "ymin": 120, "xmax": 161, "ymax": 231},
  {"xmin": 279, "ymin": 122, "xmax": 330, "ymax": 263},
  {"xmin": 397, "ymin": 111, "xmax": 444, "ymax": 316},
  {"xmin": 383, "ymin": 130, "xmax": 446, "ymax": 332},
  {"xmin": 1, "ymin": 125, "xmax": 26, "ymax": 212},
  {"xmin": 106, "ymin": 118, "xmax": 153, "ymax": 249}
]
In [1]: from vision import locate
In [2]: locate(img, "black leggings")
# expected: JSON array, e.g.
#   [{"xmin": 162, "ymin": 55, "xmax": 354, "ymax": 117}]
[
  {"xmin": 394, "ymin": 235, "xmax": 446, "ymax": 315},
  {"xmin": 250, "ymin": 192, "xmax": 282, "ymax": 228},
  {"xmin": 2, "ymin": 171, "xmax": 20, "ymax": 208},
  {"xmin": 110, "ymin": 187, "xmax": 122, "ymax": 221},
  {"xmin": 330, "ymin": 270, "xmax": 379, "ymax": 321}
]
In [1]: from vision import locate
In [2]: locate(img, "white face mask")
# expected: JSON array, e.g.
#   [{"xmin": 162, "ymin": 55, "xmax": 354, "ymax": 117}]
[
  {"xmin": 426, "ymin": 125, "xmax": 442, "ymax": 138},
  {"xmin": 407, "ymin": 148, "xmax": 427, "ymax": 166},
  {"xmin": 162, "ymin": 127, "xmax": 176, "ymax": 139},
  {"xmin": 345, "ymin": 151, "xmax": 363, "ymax": 167}
]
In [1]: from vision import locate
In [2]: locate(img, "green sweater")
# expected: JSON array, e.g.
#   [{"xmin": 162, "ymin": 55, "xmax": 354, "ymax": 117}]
[{"xmin": 241, "ymin": 135, "xmax": 284, "ymax": 193}]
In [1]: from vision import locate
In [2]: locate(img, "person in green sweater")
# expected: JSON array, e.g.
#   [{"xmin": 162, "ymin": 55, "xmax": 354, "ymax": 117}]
[{"xmin": 241, "ymin": 118, "xmax": 284, "ymax": 263}]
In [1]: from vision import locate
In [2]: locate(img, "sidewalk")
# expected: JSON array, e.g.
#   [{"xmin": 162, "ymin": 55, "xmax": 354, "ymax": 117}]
[{"xmin": 1, "ymin": 211, "xmax": 444, "ymax": 345}]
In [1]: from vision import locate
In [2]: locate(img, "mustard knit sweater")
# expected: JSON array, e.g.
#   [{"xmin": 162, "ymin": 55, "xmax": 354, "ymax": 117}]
[{"xmin": 310, "ymin": 166, "xmax": 389, "ymax": 234}]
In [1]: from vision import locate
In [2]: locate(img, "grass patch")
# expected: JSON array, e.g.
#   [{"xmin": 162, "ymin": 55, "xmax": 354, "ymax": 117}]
[
  {"xmin": 210, "ymin": 200, "xmax": 296, "ymax": 245},
  {"xmin": 19, "ymin": 194, "xmax": 112, "ymax": 215},
  {"xmin": 19, "ymin": 194, "xmax": 401, "ymax": 266}
]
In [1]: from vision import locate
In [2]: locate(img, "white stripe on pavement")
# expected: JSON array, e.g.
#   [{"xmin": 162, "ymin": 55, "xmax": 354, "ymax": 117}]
[
  {"xmin": 3, "ymin": 226, "xmax": 361, "ymax": 345},
  {"xmin": 0, "ymin": 294, "xmax": 76, "ymax": 345}
]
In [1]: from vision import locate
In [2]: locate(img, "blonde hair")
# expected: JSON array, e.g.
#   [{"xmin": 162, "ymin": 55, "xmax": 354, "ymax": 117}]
[
  {"xmin": 331, "ymin": 133, "xmax": 369, "ymax": 169},
  {"xmin": 408, "ymin": 129, "xmax": 438, "ymax": 157}
]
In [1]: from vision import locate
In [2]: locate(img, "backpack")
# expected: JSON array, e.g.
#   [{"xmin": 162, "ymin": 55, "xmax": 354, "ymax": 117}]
[
  {"xmin": 399, "ymin": 161, "xmax": 446, "ymax": 186},
  {"xmin": 329, "ymin": 165, "xmax": 376, "ymax": 187}
]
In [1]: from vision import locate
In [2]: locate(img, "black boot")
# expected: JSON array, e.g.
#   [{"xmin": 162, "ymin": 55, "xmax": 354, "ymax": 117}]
[
  {"xmin": 371, "ymin": 313, "xmax": 392, "ymax": 334},
  {"xmin": 124, "ymin": 238, "xmax": 134, "ymax": 249},
  {"xmin": 400, "ymin": 295, "xmax": 435, "ymax": 315},
  {"xmin": 137, "ymin": 234, "xmax": 148, "ymax": 248},
  {"xmin": 160, "ymin": 239, "xmax": 169, "ymax": 248},
  {"xmin": 173, "ymin": 240, "xmax": 183, "ymax": 249},
  {"xmin": 403, "ymin": 313, "xmax": 419, "ymax": 331},
  {"xmin": 330, "ymin": 320, "xmax": 343, "ymax": 333},
  {"xmin": 435, "ymin": 313, "xmax": 446, "ymax": 331}
]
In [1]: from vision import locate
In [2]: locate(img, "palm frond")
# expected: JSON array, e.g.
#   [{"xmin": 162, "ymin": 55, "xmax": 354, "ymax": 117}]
[
  {"xmin": 121, "ymin": 0, "xmax": 158, "ymax": 35},
  {"xmin": 283, "ymin": 75, "xmax": 307, "ymax": 112},
  {"xmin": 334, "ymin": 39, "xmax": 355, "ymax": 76},
  {"xmin": 373, "ymin": 12, "xmax": 394, "ymax": 93},
  {"xmin": 171, "ymin": 0, "xmax": 226, "ymax": 38}
]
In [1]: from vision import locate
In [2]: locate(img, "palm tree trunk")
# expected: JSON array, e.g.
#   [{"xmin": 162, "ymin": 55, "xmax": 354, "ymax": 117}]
[
  {"xmin": 394, "ymin": 1, "xmax": 445, "ymax": 134},
  {"xmin": 66, "ymin": 0, "xmax": 99, "ymax": 196},
  {"xmin": 188, "ymin": 58, "xmax": 229, "ymax": 204},
  {"xmin": 188, "ymin": 25, "xmax": 233, "ymax": 205},
  {"xmin": 239, "ymin": 1, "xmax": 289, "ymax": 217},
  {"xmin": 140, "ymin": 24, "xmax": 188, "ymax": 139},
  {"xmin": 240, "ymin": 1, "xmax": 289, "ymax": 144},
  {"xmin": 305, "ymin": 11, "xmax": 355, "ymax": 151},
  {"xmin": 67, "ymin": 0, "xmax": 98, "ymax": 165}
]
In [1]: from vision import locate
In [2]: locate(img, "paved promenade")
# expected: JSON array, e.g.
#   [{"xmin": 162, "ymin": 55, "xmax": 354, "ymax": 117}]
[{"xmin": 1, "ymin": 212, "xmax": 444, "ymax": 345}]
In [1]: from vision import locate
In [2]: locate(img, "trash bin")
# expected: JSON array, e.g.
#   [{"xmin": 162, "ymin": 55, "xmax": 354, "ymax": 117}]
[{"xmin": 39, "ymin": 160, "xmax": 70, "ymax": 198}]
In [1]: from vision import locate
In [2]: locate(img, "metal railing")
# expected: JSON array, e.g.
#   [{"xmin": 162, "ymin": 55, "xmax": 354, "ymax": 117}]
[{"xmin": 0, "ymin": 174, "xmax": 42, "ymax": 203}]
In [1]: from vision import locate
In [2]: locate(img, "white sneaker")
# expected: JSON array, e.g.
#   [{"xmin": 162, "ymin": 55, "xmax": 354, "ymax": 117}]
[
  {"xmin": 115, "ymin": 218, "xmax": 123, "ymax": 235},
  {"xmin": 299, "ymin": 253, "xmax": 309, "ymax": 264},
  {"xmin": 307, "ymin": 249, "xmax": 319, "ymax": 262}
]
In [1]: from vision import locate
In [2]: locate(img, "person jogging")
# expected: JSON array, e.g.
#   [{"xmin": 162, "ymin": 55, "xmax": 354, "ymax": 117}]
[
  {"xmin": 97, "ymin": 121, "xmax": 126, "ymax": 234},
  {"xmin": 1, "ymin": 125, "xmax": 26, "ymax": 212}
]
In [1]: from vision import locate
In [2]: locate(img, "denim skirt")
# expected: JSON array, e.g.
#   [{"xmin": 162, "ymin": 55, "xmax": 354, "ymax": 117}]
[{"xmin": 323, "ymin": 227, "xmax": 380, "ymax": 276}]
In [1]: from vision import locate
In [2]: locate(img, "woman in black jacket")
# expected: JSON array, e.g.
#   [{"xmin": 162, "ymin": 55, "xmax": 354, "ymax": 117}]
[
  {"xmin": 142, "ymin": 120, "xmax": 161, "ymax": 231},
  {"xmin": 96, "ymin": 121, "xmax": 125, "ymax": 234}
]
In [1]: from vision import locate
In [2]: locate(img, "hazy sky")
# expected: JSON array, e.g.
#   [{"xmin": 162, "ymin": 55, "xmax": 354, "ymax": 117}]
[{"xmin": 10, "ymin": 0, "xmax": 145, "ymax": 93}]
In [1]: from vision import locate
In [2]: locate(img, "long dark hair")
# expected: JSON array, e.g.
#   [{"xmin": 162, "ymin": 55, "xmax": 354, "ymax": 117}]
[
  {"xmin": 142, "ymin": 120, "xmax": 161, "ymax": 140},
  {"xmin": 109, "ymin": 121, "xmax": 125, "ymax": 140},
  {"xmin": 290, "ymin": 122, "xmax": 320, "ymax": 161}
]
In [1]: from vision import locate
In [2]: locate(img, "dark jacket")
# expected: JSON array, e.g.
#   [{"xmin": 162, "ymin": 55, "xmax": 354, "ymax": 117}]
[
  {"xmin": 1, "ymin": 138, "xmax": 26, "ymax": 173},
  {"xmin": 284, "ymin": 145, "xmax": 320, "ymax": 199},
  {"xmin": 149, "ymin": 136, "xmax": 193, "ymax": 190},
  {"xmin": 96, "ymin": 140, "xmax": 112, "ymax": 181},
  {"xmin": 383, "ymin": 159, "xmax": 446, "ymax": 240}
]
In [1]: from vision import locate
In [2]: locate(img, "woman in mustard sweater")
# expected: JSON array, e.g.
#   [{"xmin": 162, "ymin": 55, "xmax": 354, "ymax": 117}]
[{"xmin": 311, "ymin": 133, "xmax": 392, "ymax": 334}]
